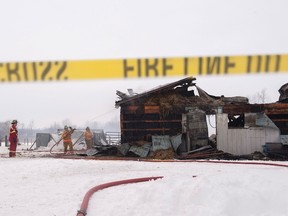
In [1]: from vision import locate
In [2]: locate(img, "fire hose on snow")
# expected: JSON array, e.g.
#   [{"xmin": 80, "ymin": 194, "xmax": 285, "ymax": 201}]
[
  {"xmin": 76, "ymin": 176, "xmax": 163, "ymax": 216},
  {"xmin": 75, "ymin": 159, "xmax": 288, "ymax": 215}
]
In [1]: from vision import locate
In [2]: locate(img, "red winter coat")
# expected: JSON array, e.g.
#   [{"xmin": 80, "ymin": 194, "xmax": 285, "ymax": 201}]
[{"xmin": 9, "ymin": 124, "xmax": 18, "ymax": 143}]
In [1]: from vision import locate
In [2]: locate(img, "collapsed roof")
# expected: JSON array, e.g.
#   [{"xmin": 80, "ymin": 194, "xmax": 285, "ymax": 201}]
[
  {"xmin": 115, "ymin": 76, "xmax": 288, "ymax": 136},
  {"xmin": 115, "ymin": 76, "xmax": 249, "ymax": 114}
]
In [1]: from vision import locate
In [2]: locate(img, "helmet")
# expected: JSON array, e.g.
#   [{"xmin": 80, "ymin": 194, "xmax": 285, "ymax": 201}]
[
  {"xmin": 11, "ymin": 120, "xmax": 18, "ymax": 124},
  {"xmin": 64, "ymin": 125, "xmax": 68, "ymax": 129}
]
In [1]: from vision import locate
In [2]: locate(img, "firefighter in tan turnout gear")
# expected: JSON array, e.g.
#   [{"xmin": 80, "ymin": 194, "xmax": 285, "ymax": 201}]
[
  {"xmin": 83, "ymin": 127, "xmax": 94, "ymax": 150},
  {"xmin": 61, "ymin": 125, "xmax": 75, "ymax": 154}
]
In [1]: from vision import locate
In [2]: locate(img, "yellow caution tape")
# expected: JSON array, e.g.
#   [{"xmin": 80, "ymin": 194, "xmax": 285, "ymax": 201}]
[{"xmin": 0, "ymin": 54, "xmax": 287, "ymax": 82}]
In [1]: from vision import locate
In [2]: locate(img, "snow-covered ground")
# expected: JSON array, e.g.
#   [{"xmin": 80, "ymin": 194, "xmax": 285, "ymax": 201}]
[{"xmin": 1, "ymin": 146, "xmax": 288, "ymax": 216}]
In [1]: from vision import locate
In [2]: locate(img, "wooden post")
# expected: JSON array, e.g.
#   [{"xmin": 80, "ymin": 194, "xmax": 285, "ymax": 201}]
[{"xmin": 5, "ymin": 135, "xmax": 8, "ymax": 147}]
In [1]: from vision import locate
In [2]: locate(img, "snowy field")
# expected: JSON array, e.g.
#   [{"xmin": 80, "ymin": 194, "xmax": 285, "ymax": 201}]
[{"xmin": 1, "ymin": 146, "xmax": 288, "ymax": 216}]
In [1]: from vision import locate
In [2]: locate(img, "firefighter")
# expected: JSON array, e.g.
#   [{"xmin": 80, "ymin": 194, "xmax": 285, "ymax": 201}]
[
  {"xmin": 61, "ymin": 125, "xmax": 75, "ymax": 154},
  {"xmin": 9, "ymin": 120, "xmax": 18, "ymax": 157},
  {"xmin": 83, "ymin": 127, "xmax": 94, "ymax": 150}
]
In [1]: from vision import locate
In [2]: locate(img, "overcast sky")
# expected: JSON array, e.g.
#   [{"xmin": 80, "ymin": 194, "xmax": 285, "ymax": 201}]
[{"xmin": 0, "ymin": 0, "xmax": 287, "ymax": 129}]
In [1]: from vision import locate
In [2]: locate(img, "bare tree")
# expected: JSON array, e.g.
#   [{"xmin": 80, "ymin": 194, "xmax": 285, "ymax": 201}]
[
  {"xmin": 28, "ymin": 120, "xmax": 34, "ymax": 130},
  {"xmin": 0, "ymin": 120, "xmax": 10, "ymax": 142},
  {"xmin": 249, "ymin": 88, "xmax": 270, "ymax": 104},
  {"xmin": 48, "ymin": 122, "xmax": 62, "ymax": 131}
]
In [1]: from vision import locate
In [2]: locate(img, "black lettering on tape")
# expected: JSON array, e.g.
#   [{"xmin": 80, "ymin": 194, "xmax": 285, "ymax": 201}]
[
  {"xmin": 184, "ymin": 58, "xmax": 188, "ymax": 76},
  {"xmin": 162, "ymin": 58, "xmax": 172, "ymax": 76},
  {"xmin": 257, "ymin": 56, "xmax": 261, "ymax": 72},
  {"xmin": 7, "ymin": 63, "xmax": 20, "ymax": 81},
  {"xmin": 224, "ymin": 57, "xmax": 235, "ymax": 74},
  {"xmin": 23, "ymin": 63, "xmax": 29, "ymax": 81},
  {"xmin": 32, "ymin": 62, "xmax": 38, "ymax": 81},
  {"xmin": 275, "ymin": 55, "xmax": 280, "ymax": 72},
  {"xmin": 198, "ymin": 57, "xmax": 203, "ymax": 75},
  {"xmin": 56, "ymin": 61, "xmax": 67, "ymax": 80},
  {"xmin": 247, "ymin": 56, "xmax": 252, "ymax": 73},
  {"xmin": 265, "ymin": 55, "xmax": 270, "ymax": 72},
  {"xmin": 40, "ymin": 62, "xmax": 52, "ymax": 80},
  {"xmin": 145, "ymin": 59, "xmax": 158, "ymax": 77},
  {"xmin": 207, "ymin": 57, "xmax": 221, "ymax": 74},
  {"xmin": 123, "ymin": 59, "xmax": 134, "ymax": 78},
  {"xmin": 0, "ymin": 63, "xmax": 4, "ymax": 82},
  {"xmin": 137, "ymin": 59, "xmax": 141, "ymax": 77}
]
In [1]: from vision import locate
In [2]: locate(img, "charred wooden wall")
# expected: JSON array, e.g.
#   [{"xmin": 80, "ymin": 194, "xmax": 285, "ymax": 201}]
[
  {"xmin": 120, "ymin": 105, "xmax": 183, "ymax": 143},
  {"xmin": 120, "ymin": 102, "xmax": 288, "ymax": 143}
]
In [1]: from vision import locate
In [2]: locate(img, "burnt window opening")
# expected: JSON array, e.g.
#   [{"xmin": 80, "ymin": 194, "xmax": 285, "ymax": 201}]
[{"xmin": 228, "ymin": 114, "xmax": 244, "ymax": 128}]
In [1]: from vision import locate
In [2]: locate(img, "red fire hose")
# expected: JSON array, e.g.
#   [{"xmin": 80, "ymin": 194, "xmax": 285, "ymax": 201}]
[
  {"xmin": 75, "ymin": 159, "xmax": 288, "ymax": 215},
  {"xmin": 190, "ymin": 160, "xmax": 288, "ymax": 168},
  {"xmin": 76, "ymin": 176, "xmax": 163, "ymax": 216}
]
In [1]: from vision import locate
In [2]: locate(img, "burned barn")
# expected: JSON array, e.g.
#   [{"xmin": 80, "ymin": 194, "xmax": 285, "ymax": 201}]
[{"xmin": 115, "ymin": 77, "xmax": 288, "ymax": 158}]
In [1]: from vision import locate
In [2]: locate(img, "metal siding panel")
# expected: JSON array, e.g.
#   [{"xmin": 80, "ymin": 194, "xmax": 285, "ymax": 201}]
[
  {"xmin": 217, "ymin": 114, "xmax": 282, "ymax": 155},
  {"xmin": 231, "ymin": 129, "xmax": 246, "ymax": 155},
  {"xmin": 216, "ymin": 114, "xmax": 228, "ymax": 153},
  {"xmin": 228, "ymin": 130, "xmax": 235, "ymax": 154},
  {"xmin": 265, "ymin": 127, "xmax": 281, "ymax": 143},
  {"xmin": 237, "ymin": 130, "xmax": 244, "ymax": 155}
]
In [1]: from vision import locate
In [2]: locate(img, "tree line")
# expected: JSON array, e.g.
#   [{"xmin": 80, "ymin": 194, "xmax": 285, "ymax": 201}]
[{"xmin": 0, "ymin": 119, "xmax": 120, "ymax": 145}]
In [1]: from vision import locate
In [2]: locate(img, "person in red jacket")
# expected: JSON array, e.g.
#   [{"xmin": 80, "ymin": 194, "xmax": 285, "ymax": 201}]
[{"xmin": 9, "ymin": 120, "xmax": 18, "ymax": 157}]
